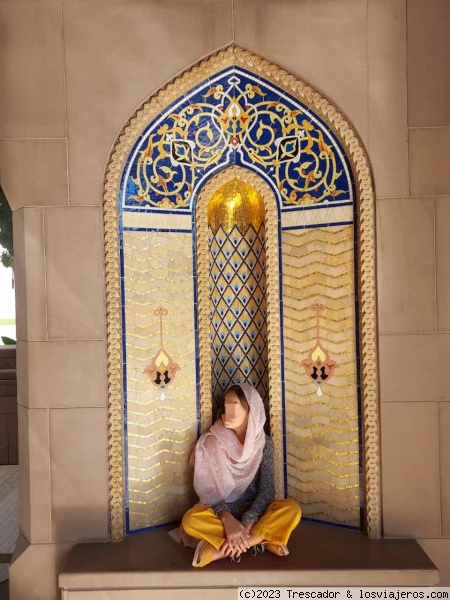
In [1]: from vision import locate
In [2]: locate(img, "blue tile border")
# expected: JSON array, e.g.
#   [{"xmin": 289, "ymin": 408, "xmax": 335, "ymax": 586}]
[
  {"xmin": 301, "ymin": 516, "xmax": 360, "ymax": 532},
  {"xmin": 282, "ymin": 220, "xmax": 353, "ymax": 232},
  {"xmin": 122, "ymin": 227, "xmax": 192, "ymax": 233}
]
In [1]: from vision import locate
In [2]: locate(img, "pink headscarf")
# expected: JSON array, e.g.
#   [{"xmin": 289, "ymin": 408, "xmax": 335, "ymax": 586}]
[{"xmin": 193, "ymin": 383, "xmax": 266, "ymax": 506}]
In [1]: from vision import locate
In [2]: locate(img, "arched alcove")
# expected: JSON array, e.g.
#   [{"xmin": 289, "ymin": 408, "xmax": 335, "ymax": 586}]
[{"xmin": 103, "ymin": 45, "xmax": 380, "ymax": 542}]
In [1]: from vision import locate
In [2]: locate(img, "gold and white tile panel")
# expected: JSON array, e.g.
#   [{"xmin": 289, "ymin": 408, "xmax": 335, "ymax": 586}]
[
  {"xmin": 282, "ymin": 226, "xmax": 360, "ymax": 527},
  {"xmin": 123, "ymin": 203, "xmax": 353, "ymax": 233},
  {"xmin": 123, "ymin": 232, "xmax": 197, "ymax": 530},
  {"xmin": 122, "ymin": 211, "xmax": 191, "ymax": 231},
  {"xmin": 281, "ymin": 203, "xmax": 353, "ymax": 230}
]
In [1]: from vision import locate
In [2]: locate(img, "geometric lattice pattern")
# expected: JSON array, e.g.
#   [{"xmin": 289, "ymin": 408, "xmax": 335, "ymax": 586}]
[
  {"xmin": 123, "ymin": 232, "xmax": 197, "ymax": 532},
  {"xmin": 282, "ymin": 225, "xmax": 360, "ymax": 528},
  {"xmin": 209, "ymin": 222, "xmax": 269, "ymax": 409}
]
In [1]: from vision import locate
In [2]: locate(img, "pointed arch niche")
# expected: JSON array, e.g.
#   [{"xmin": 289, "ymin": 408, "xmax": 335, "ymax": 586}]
[{"xmin": 103, "ymin": 46, "xmax": 380, "ymax": 543}]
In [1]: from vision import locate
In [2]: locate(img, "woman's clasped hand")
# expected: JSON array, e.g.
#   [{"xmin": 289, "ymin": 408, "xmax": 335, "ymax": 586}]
[{"xmin": 219, "ymin": 511, "xmax": 252, "ymax": 557}]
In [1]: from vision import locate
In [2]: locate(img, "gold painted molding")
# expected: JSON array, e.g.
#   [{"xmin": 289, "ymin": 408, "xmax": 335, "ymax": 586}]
[
  {"xmin": 194, "ymin": 165, "xmax": 284, "ymax": 498},
  {"xmin": 103, "ymin": 44, "xmax": 380, "ymax": 541},
  {"xmin": 103, "ymin": 175, "xmax": 125, "ymax": 542}
]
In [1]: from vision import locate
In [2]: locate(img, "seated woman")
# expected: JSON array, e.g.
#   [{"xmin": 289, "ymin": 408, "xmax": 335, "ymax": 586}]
[{"xmin": 182, "ymin": 383, "xmax": 301, "ymax": 568}]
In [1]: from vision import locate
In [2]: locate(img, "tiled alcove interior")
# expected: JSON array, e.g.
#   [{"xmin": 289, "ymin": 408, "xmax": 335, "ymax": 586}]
[{"xmin": 110, "ymin": 58, "xmax": 367, "ymax": 537}]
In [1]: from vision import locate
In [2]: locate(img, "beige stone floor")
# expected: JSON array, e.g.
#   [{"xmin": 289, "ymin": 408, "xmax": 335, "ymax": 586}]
[{"xmin": 0, "ymin": 465, "xmax": 19, "ymax": 585}]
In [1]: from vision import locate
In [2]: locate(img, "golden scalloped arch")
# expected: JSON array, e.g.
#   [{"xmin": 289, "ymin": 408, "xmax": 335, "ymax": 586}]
[{"xmin": 103, "ymin": 45, "xmax": 380, "ymax": 541}]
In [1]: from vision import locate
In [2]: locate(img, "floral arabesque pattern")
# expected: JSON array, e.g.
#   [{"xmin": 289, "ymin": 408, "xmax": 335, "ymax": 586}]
[{"xmin": 122, "ymin": 69, "xmax": 353, "ymax": 211}]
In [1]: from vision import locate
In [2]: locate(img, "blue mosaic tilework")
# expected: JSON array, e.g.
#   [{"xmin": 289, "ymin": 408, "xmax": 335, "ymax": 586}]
[{"xmin": 120, "ymin": 67, "xmax": 354, "ymax": 213}]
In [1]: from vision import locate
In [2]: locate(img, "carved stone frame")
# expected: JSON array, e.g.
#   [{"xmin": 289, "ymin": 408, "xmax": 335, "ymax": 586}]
[{"xmin": 103, "ymin": 45, "xmax": 381, "ymax": 541}]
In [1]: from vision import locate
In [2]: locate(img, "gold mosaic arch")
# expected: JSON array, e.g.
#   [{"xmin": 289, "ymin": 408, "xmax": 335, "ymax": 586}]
[
  {"xmin": 194, "ymin": 165, "xmax": 284, "ymax": 498},
  {"xmin": 103, "ymin": 45, "xmax": 381, "ymax": 541}
]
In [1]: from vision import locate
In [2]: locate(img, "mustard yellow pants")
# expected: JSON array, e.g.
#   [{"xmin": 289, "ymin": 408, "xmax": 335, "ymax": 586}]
[{"xmin": 182, "ymin": 500, "xmax": 301, "ymax": 550}]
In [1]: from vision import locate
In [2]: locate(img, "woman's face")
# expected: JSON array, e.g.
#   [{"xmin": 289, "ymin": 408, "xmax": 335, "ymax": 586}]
[{"xmin": 222, "ymin": 389, "xmax": 249, "ymax": 431}]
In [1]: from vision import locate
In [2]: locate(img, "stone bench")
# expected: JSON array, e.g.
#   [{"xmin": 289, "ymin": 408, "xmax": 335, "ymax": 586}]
[{"xmin": 59, "ymin": 521, "xmax": 439, "ymax": 599}]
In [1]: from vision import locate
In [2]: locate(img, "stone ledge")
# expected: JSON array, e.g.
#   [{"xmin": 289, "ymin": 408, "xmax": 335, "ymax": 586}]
[
  {"xmin": 59, "ymin": 521, "xmax": 439, "ymax": 597},
  {"xmin": 0, "ymin": 346, "xmax": 16, "ymax": 359},
  {"xmin": 0, "ymin": 369, "xmax": 16, "ymax": 381},
  {"xmin": 0, "ymin": 397, "xmax": 16, "ymax": 415},
  {"xmin": 0, "ymin": 382, "xmax": 16, "ymax": 398},
  {"xmin": 0, "ymin": 346, "xmax": 16, "ymax": 372}
]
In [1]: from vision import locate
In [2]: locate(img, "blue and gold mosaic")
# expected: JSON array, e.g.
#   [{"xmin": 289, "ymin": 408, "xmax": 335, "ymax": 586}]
[
  {"xmin": 121, "ymin": 67, "xmax": 353, "ymax": 213},
  {"xmin": 116, "ymin": 57, "xmax": 362, "ymax": 534},
  {"xmin": 105, "ymin": 48, "xmax": 384, "ymax": 541}
]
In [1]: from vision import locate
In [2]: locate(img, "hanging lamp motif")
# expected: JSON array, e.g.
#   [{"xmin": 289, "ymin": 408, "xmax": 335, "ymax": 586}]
[
  {"xmin": 144, "ymin": 307, "xmax": 180, "ymax": 400},
  {"xmin": 300, "ymin": 302, "xmax": 338, "ymax": 396}
]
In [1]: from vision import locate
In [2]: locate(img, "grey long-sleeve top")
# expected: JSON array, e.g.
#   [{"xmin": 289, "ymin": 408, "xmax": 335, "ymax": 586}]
[{"xmin": 211, "ymin": 435, "xmax": 275, "ymax": 523}]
